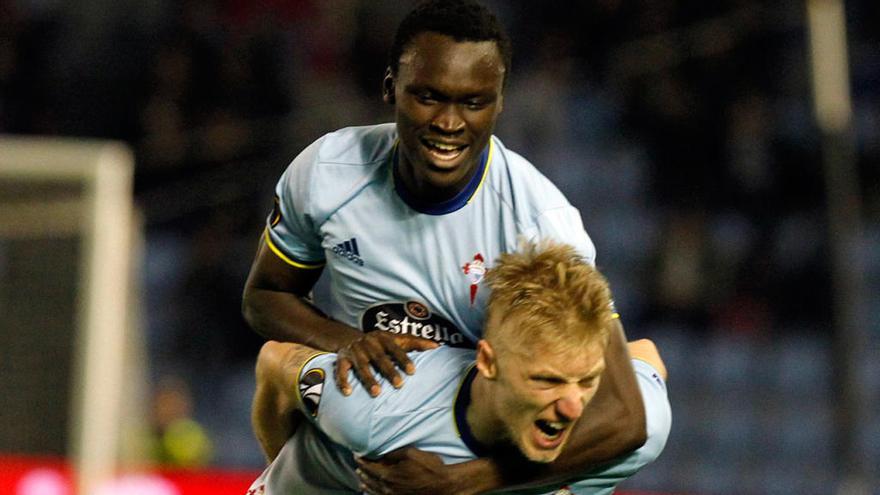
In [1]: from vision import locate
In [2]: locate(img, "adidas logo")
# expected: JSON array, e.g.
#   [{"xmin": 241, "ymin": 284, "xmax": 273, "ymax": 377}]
[{"xmin": 331, "ymin": 237, "xmax": 364, "ymax": 266}]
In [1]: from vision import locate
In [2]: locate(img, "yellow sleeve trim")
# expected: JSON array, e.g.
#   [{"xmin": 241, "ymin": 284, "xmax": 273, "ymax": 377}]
[{"xmin": 264, "ymin": 229, "xmax": 325, "ymax": 269}]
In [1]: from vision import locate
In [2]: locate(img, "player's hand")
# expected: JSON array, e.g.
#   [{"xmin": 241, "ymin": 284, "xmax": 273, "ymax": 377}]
[
  {"xmin": 335, "ymin": 332, "xmax": 439, "ymax": 397},
  {"xmin": 356, "ymin": 447, "xmax": 469, "ymax": 495}
]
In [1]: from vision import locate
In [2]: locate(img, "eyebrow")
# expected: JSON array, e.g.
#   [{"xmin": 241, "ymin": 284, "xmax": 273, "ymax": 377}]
[
  {"xmin": 587, "ymin": 360, "xmax": 607, "ymax": 378},
  {"xmin": 405, "ymin": 84, "xmax": 497, "ymax": 101},
  {"xmin": 584, "ymin": 365, "xmax": 605, "ymax": 379},
  {"xmin": 531, "ymin": 360, "xmax": 606, "ymax": 382}
]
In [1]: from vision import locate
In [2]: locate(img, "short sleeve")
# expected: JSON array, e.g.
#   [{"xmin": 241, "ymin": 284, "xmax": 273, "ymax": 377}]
[
  {"xmin": 629, "ymin": 359, "xmax": 672, "ymax": 462},
  {"xmin": 295, "ymin": 353, "xmax": 376, "ymax": 454},
  {"xmin": 265, "ymin": 138, "xmax": 327, "ymax": 268}
]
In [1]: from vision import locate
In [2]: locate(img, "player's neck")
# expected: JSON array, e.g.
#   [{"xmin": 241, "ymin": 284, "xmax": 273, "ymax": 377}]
[
  {"xmin": 467, "ymin": 375, "xmax": 504, "ymax": 448},
  {"xmin": 395, "ymin": 154, "xmax": 477, "ymax": 204}
]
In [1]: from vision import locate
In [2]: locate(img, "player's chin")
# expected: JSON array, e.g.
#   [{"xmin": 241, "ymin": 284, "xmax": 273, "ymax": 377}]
[
  {"xmin": 521, "ymin": 445, "xmax": 564, "ymax": 464},
  {"xmin": 420, "ymin": 161, "xmax": 471, "ymax": 190},
  {"xmin": 520, "ymin": 424, "xmax": 571, "ymax": 463}
]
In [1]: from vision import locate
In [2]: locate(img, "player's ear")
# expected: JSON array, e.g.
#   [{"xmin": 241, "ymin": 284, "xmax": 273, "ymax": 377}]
[
  {"xmin": 382, "ymin": 68, "xmax": 396, "ymax": 105},
  {"xmin": 476, "ymin": 340, "xmax": 498, "ymax": 379}
]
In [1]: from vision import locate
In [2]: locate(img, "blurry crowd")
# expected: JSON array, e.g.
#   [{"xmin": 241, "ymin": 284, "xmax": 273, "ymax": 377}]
[{"xmin": 2, "ymin": 0, "xmax": 878, "ymax": 485}]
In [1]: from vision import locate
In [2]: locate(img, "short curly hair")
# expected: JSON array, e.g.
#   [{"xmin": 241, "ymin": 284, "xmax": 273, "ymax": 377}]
[{"xmin": 389, "ymin": 0, "xmax": 512, "ymax": 84}]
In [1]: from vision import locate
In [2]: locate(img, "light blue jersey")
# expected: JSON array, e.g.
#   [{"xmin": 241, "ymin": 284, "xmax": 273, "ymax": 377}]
[
  {"xmin": 265, "ymin": 123, "xmax": 596, "ymax": 345},
  {"xmin": 246, "ymin": 348, "xmax": 671, "ymax": 495}
]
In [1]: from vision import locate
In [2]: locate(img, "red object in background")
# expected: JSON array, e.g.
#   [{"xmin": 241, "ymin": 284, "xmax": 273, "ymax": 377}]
[
  {"xmin": 0, "ymin": 454, "xmax": 675, "ymax": 494},
  {"xmin": 161, "ymin": 469, "xmax": 258, "ymax": 495},
  {"xmin": 0, "ymin": 454, "xmax": 259, "ymax": 495}
]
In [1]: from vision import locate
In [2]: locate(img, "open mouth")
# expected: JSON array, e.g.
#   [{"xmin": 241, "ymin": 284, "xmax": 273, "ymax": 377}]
[
  {"xmin": 535, "ymin": 419, "xmax": 566, "ymax": 440},
  {"xmin": 420, "ymin": 137, "xmax": 468, "ymax": 163}
]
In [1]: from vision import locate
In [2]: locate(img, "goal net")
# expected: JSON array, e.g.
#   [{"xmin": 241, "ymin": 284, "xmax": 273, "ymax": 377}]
[{"xmin": 0, "ymin": 136, "xmax": 148, "ymax": 494}]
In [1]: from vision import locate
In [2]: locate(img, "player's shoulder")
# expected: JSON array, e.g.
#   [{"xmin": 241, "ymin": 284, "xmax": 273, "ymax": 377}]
[
  {"xmin": 487, "ymin": 136, "xmax": 571, "ymax": 210},
  {"xmin": 484, "ymin": 136, "xmax": 596, "ymax": 263},
  {"xmin": 407, "ymin": 347, "xmax": 475, "ymax": 387},
  {"xmin": 374, "ymin": 347, "xmax": 475, "ymax": 414},
  {"xmin": 630, "ymin": 359, "xmax": 672, "ymax": 463},
  {"xmin": 316, "ymin": 123, "xmax": 398, "ymax": 165},
  {"xmin": 280, "ymin": 123, "xmax": 396, "ymax": 224},
  {"xmin": 299, "ymin": 123, "xmax": 396, "ymax": 175}
]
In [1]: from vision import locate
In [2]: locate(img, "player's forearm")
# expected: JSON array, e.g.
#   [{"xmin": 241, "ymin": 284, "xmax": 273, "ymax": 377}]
[
  {"xmin": 242, "ymin": 286, "xmax": 362, "ymax": 351},
  {"xmin": 560, "ymin": 319, "xmax": 647, "ymax": 457},
  {"xmin": 252, "ymin": 342, "xmax": 305, "ymax": 461},
  {"xmin": 252, "ymin": 379, "xmax": 302, "ymax": 461},
  {"xmin": 430, "ymin": 458, "xmax": 503, "ymax": 495}
]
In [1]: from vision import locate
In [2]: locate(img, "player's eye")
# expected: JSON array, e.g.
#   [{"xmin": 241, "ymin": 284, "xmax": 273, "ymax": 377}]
[
  {"xmin": 579, "ymin": 377, "xmax": 599, "ymax": 389},
  {"xmin": 530, "ymin": 376, "xmax": 563, "ymax": 388},
  {"xmin": 465, "ymin": 99, "xmax": 487, "ymax": 110},
  {"xmin": 415, "ymin": 93, "xmax": 437, "ymax": 104}
]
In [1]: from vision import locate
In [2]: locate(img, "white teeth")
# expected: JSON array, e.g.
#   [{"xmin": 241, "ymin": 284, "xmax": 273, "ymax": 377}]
[
  {"xmin": 423, "ymin": 139, "xmax": 463, "ymax": 152},
  {"xmin": 536, "ymin": 419, "xmax": 565, "ymax": 437}
]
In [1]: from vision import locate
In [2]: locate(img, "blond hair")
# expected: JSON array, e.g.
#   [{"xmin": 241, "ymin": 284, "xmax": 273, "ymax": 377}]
[{"xmin": 484, "ymin": 241, "xmax": 614, "ymax": 357}]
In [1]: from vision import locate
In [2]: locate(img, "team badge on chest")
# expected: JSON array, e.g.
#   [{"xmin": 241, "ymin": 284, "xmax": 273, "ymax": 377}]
[{"xmin": 462, "ymin": 253, "xmax": 487, "ymax": 306}]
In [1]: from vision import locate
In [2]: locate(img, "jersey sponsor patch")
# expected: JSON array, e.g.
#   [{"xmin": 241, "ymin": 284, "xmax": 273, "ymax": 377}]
[
  {"xmin": 299, "ymin": 368, "xmax": 325, "ymax": 417},
  {"xmin": 360, "ymin": 300, "xmax": 470, "ymax": 347}
]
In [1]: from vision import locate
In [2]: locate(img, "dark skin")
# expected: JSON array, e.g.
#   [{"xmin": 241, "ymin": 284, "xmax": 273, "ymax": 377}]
[
  {"xmin": 389, "ymin": 32, "xmax": 504, "ymax": 203},
  {"xmin": 242, "ymin": 234, "xmax": 438, "ymax": 397},
  {"xmin": 242, "ymin": 32, "xmax": 645, "ymax": 494}
]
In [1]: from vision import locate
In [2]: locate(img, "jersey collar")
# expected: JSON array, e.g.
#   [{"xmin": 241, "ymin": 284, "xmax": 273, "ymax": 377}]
[
  {"xmin": 393, "ymin": 141, "xmax": 493, "ymax": 216},
  {"xmin": 453, "ymin": 364, "xmax": 491, "ymax": 457}
]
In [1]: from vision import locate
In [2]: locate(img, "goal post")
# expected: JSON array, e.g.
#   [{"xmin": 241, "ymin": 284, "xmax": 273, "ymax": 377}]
[{"xmin": 0, "ymin": 136, "xmax": 148, "ymax": 494}]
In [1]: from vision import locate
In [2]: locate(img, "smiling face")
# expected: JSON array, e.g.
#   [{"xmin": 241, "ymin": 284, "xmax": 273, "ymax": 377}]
[
  {"xmin": 475, "ymin": 327, "xmax": 606, "ymax": 464},
  {"xmin": 385, "ymin": 32, "xmax": 505, "ymax": 201}
]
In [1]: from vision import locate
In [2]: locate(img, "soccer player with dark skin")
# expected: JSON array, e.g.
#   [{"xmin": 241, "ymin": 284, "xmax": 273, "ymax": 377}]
[{"xmin": 242, "ymin": 2, "xmax": 646, "ymax": 493}]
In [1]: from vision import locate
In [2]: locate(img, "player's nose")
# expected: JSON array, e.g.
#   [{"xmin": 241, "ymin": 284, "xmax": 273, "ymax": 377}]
[
  {"xmin": 430, "ymin": 104, "xmax": 465, "ymax": 134},
  {"xmin": 556, "ymin": 386, "xmax": 585, "ymax": 421}
]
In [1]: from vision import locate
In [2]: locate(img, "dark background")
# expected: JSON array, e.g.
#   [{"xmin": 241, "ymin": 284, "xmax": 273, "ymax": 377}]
[{"xmin": 1, "ymin": 1, "xmax": 877, "ymax": 493}]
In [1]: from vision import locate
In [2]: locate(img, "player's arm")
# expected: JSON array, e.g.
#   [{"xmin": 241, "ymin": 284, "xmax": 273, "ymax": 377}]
[
  {"xmin": 242, "ymin": 234, "xmax": 360, "ymax": 349},
  {"xmin": 242, "ymin": 235, "xmax": 438, "ymax": 395},
  {"xmin": 627, "ymin": 338, "xmax": 667, "ymax": 380},
  {"xmin": 251, "ymin": 340, "xmax": 324, "ymax": 461},
  {"xmin": 357, "ymin": 320, "xmax": 647, "ymax": 495}
]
